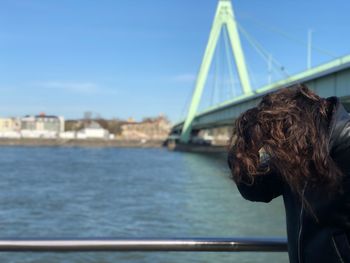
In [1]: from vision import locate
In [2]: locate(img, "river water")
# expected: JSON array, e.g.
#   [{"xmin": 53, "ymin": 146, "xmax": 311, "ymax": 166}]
[{"xmin": 0, "ymin": 147, "xmax": 288, "ymax": 262}]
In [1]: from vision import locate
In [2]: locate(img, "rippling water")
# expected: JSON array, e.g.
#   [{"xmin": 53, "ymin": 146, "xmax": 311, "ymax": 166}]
[{"xmin": 0, "ymin": 147, "xmax": 288, "ymax": 262}]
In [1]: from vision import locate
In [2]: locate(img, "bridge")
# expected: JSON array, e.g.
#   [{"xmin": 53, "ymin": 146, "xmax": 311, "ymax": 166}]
[{"xmin": 171, "ymin": 0, "xmax": 350, "ymax": 143}]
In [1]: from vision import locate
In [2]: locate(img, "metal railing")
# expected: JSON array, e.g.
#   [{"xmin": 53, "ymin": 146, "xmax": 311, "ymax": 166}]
[{"xmin": 0, "ymin": 237, "xmax": 287, "ymax": 252}]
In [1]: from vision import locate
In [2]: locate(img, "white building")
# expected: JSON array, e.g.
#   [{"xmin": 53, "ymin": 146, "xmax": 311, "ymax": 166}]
[
  {"xmin": 20, "ymin": 114, "xmax": 64, "ymax": 138},
  {"xmin": 76, "ymin": 121, "xmax": 110, "ymax": 139},
  {"xmin": 59, "ymin": 131, "xmax": 76, "ymax": 139}
]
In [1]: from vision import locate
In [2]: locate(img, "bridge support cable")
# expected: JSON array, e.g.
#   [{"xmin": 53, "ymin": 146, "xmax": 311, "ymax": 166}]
[
  {"xmin": 222, "ymin": 25, "xmax": 240, "ymax": 99},
  {"xmin": 210, "ymin": 29, "xmax": 221, "ymax": 108},
  {"xmin": 206, "ymin": 26, "xmax": 236, "ymax": 108},
  {"xmin": 180, "ymin": 0, "xmax": 252, "ymax": 143},
  {"xmin": 237, "ymin": 23, "xmax": 290, "ymax": 79},
  {"xmin": 237, "ymin": 14, "xmax": 337, "ymax": 59}
]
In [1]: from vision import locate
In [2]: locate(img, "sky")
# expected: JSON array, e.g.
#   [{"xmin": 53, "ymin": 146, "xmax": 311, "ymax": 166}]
[{"xmin": 0, "ymin": 0, "xmax": 349, "ymax": 123}]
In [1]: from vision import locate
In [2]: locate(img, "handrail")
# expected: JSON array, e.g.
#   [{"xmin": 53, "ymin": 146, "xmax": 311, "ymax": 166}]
[{"xmin": 0, "ymin": 237, "xmax": 287, "ymax": 252}]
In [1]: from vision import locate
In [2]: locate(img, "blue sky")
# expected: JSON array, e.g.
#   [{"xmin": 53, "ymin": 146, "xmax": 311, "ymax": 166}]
[{"xmin": 0, "ymin": 0, "xmax": 349, "ymax": 122}]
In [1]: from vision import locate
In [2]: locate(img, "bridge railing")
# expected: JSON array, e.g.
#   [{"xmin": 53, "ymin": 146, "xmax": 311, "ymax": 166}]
[{"xmin": 0, "ymin": 237, "xmax": 287, "ymax": 252}]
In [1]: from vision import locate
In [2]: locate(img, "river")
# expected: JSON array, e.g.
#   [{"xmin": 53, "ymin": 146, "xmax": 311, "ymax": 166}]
[{"xmin": 0, "ymin": 147, "xmax": 288, "ymax": 262}]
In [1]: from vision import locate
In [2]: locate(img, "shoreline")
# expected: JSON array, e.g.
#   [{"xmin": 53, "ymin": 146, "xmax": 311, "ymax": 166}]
[
  {"xmin": 0, "ymin": 139, "xmax": 228, "ymax": 154},
  {"xmin": 0, "ymin": 138, "xmax": 165, "ymax": 148},
  {"xmin": 170, "ymin": 143, "xmax": 227, "ymax": 153}
]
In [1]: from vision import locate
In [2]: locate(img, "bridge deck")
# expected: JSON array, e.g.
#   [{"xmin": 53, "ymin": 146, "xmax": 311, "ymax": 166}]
[{"xmin": 173, "ymin": 55, "xmax": 350, "ymax": 132}]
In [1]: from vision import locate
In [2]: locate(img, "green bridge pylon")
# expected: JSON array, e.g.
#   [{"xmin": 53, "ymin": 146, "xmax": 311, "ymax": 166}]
[{"xmin": 180, "ymin": 0, "xmax": 252, "ymax": 143}]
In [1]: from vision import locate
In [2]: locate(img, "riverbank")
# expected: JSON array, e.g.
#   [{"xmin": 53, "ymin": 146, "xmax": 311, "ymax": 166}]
[
  {"xmin": 170, "ymin": 143, "xmax": 227, "ymax": 153},
  {"xmin": 0, "ymin": 138, "xmax": 229, "ymax": 153},
  {"xmin": 0, "ymin": 138, "xmax": 165, "ymax": 148}
]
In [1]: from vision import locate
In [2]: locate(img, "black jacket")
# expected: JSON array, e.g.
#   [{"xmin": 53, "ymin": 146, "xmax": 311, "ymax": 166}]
[{"xmin": 228, "ymin": 97, "xmax": 350, "ymax": 263}]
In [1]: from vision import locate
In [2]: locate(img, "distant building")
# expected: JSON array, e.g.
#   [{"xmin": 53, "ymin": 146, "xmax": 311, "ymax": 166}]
[
  {"xmin": 76, "ymin": 121, "xmax": 110, "ymax": 139},
  {"xmin": 0, "ymin": 118, "xmax": 20, "ymax": 132},
  {"xmin": 20, "ymin": 114, "xmax": 64, "ymax": 138},
  {"xmin": 121, "ymin": 115, "xmax": 171, "ymax": 140},
  {"xmin": 0, "ymin": 118, "xmax": 21, "ymax": 138}
]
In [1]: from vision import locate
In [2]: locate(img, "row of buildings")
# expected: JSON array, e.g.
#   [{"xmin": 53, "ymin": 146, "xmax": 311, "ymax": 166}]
[
  {"xmin": 0, "ymin": 114, "xmax": 65, "ymax": 139},
  {"xmin": 0, "ymin": 114, "xmax": 171, "ymax": 140}
]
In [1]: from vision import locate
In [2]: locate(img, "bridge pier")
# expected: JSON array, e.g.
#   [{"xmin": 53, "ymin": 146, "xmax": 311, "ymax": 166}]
[{"xmin": 180, "ymin": 0, "xmax": 252, "ymax": 143}]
